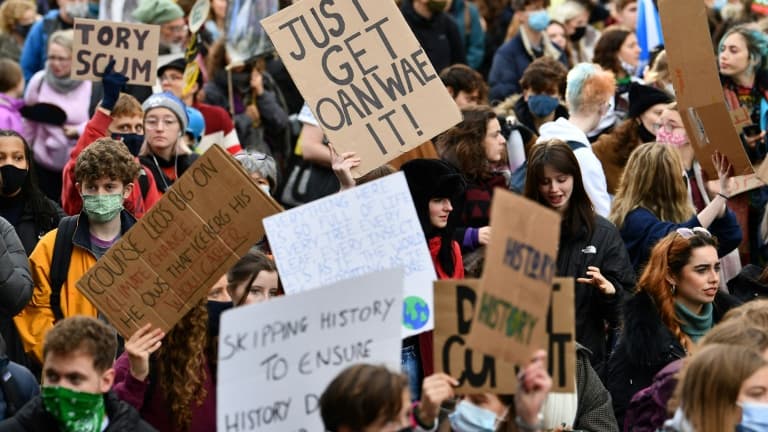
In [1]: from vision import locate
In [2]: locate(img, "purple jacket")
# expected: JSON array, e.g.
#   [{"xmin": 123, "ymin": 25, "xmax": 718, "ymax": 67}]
[
  {"xmin": 0, "ymin": 94, "xmax": 24, "ymax": 134},
  {"xmin": 112, "ymin": 352, "xmax": 217, "ymax": 432}
]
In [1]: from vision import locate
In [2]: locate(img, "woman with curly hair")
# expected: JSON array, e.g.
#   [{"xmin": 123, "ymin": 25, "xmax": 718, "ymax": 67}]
[
  {"xmin": 113, "ymin": 300, "xmax": 214, "ymax": 432},
  {"xmin": 436, "ymin": 105, "xmax": 507, "ymax": 253},
  {"xmin": 605, "ymin": 229, "xmax": 741, "ymax": 427}
]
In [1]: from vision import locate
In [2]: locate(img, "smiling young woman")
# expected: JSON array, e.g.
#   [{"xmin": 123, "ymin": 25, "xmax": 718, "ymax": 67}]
[{"xmin": 524, "ymin": 139, "xmax": 635, "ymax": 367}]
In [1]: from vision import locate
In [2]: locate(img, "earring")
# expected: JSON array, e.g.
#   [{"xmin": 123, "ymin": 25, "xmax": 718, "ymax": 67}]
[{"xmin": 671, "ymin": 284, "xmax": 677, "ymax": 295}]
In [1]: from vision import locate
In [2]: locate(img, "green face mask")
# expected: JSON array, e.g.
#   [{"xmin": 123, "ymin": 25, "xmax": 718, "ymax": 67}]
[
  {"xmin": 41, "ymin": 386, "xmax": 106, "ymax": 432},
  {"xmin": 82, "ymin": 193, "xmax": 124, "ymax": 223},
  {"xmin": 427, "ymin": 0, "xmax": 447, "ymax": 13}
]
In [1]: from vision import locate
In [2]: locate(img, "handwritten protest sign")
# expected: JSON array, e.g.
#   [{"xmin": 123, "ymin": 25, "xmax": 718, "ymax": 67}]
[
  {"xmin": 71, "ymin": 18, "xmax": 159, "ymax": 86},
  {"xmin": 434, "ymin": 277, "xmax": 575, "ymax": 393},
  {"xmin": 659, "ymin": 0, "xmax": 763, "ymax": 181},
  {"xmin": 263, "ymin": 172, "xmax": 436, "ymax": 338},
  {"xmin": 217, "ymin": 269, "xmax": 403, "ymax": 431},
  {"xmin": 549, "ymin": 278, "xmax": 575, "ymax": 393},
  {"xmin": 433, "ymin": 279, "xmax": 518, "ymax": 393},
  {"xmin": 261, "ymin": 0, "xmax": 462, "ymax": 177},
  {"xmin": 76, "ymin": 146, "xmax": 282, "ymax": 338},
  {"xmin": 466, "ymin": 190, "xmax": 560, "ymax": 366}
]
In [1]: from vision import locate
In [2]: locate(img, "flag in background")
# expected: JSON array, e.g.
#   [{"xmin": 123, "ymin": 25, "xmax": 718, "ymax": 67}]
[{"xmin": 637, "ymin": 0, "xmax": 664, "ymax": 63}]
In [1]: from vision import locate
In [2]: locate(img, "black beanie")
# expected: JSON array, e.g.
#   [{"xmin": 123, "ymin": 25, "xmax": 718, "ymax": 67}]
[
  {"xmin": 401, "ymin": 159, "xmax": 466, "ymax": 235},
  {"xmin": 628, "ymin": 83, "xmax": 674, "ymax": 118}
]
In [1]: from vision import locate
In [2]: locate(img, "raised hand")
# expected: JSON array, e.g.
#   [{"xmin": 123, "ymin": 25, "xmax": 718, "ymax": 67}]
[{"xmin": 125, "ymin": 323, "xmax": 164, "ymax": 382}]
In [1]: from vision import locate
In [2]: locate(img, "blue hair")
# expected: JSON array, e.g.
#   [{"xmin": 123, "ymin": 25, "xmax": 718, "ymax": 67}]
[
  {"xmin": 566, "ymin": 62, "xmax": 598, "ymax": 110},
  {"xmin": 719, "ymin": 25, "xmax": 768, "ymax": 73}
]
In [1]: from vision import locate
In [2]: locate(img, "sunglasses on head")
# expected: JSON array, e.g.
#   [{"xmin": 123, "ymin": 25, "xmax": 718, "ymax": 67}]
[{"xmin": 675, "ymin": 227, "xmax": 712, "ymax": 239}]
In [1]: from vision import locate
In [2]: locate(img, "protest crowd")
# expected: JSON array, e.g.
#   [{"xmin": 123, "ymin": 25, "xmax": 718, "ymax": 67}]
[{"xmin": 4, "ymin": 0, "xmax": 768, "ymax": 431}]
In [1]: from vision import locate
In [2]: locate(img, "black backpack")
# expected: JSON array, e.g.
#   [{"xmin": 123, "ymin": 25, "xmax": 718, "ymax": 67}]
[{"xmin": 49, "ymin": 216, "xmax": 78, "ymax": 322}]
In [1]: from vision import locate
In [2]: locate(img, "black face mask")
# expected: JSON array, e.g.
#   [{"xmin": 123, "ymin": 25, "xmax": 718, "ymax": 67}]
[
  {"xmin": 207, "ymin": 300, "xmax": 233, "ymax": 338},
  {"xmin": 230, "ymin": 72, "xmax": 251, "ymax": 94},
  {"xmin": 111, "ymin": 133, "xmax": 145, "ymax": 157},
  {"xmin": 0, "ymin": 165, "xmax": 28, "ymax": 196},
  {"xmin": 637, "ymin": 122, "xmax": 657, "ymax": 143},
  {"xmin": 14, "ymin": 23, "xmax": 32, "ymax": 38},
  {"xmin": 569, "ymin": 26, "xmax": 587, "ymax": 42}
]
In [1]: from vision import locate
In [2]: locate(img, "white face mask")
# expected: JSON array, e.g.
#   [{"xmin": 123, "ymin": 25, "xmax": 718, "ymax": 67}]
[
  {"xmin": 65, "ymin": 2, "xmax": 89, "ymax": 18},
  {"xmin": 259, "ymin": 184, "xmax": 271, "ymax": 196}
]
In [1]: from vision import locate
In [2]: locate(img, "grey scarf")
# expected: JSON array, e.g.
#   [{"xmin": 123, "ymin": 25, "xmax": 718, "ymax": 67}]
[{"xmin": 44, "ymin": 66, "xmax": 83, "ymax": 93}]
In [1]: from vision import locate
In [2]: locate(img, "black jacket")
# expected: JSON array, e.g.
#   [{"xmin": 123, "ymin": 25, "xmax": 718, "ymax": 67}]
[
  {"xmin": 557, "ymin": 216, "xmax": 635, "ymax": 366},
  {"xmin": 605, "ymin": 290, "xmax": 741, "ymax": 428},
  {"xmin": 0, "ymin": 391, "xmax": 157, "ymax": 431},
  {"xmin": 1, "ymin": 197, "xmax": 62, "ymax": 257},
  {"xmin": 400, "ymin": 1, "xmax": 466, "ymax": 72},
  {"xmin": 139, "ymin": 153, "xmax": 199, "ymax": 194}
]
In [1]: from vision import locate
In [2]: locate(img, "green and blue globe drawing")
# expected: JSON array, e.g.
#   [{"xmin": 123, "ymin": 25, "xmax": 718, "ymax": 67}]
[{"xmin": 403, "ymin": 296, "xmax": 429, "ymax": 330}]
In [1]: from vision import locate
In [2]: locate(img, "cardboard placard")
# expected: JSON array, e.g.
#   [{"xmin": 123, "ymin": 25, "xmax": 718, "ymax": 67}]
[
  {"xmin": 263, "ymin": 172, "xmax": 436, "ymax": 338},
  {"xmin": 261, "ymin": 0, "xmax": 461, "ymax": 177},
  {"xmin": 76, "ymin": 146, "xmax": 282, "ymax": 338},
  {"xmin": 434, "ymin": 278, "xmax": 575, "ymax": 394},
  {"xmin": 548, "ymin": 278, "xmax": 575, "ymax": 393},
  {"xmin": 659, "ymin": 0, "xmax": 761, "ymax": 180},
  {"xmin": 466, "ymin": 190, "xmax": 560, "ymax": 366},
  {"xmin": 217, "ymin": 269, "xmax": 404, "ymax": 431},
  {"xmin": 71, "ymin": 18, "xmax": 160, "ymax": 86},
  {"xmin": 433, "ymin": 279, "xmax": 518, "ymax": 393}
]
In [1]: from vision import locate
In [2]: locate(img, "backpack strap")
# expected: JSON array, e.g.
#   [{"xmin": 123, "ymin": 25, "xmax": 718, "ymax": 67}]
[
  {"xmin": 50, "ymin": 216, "xmax": 78, "ymax": 323},
  {"xmin": 138, "ymin": 167, "xmax": 151, "ymax": 200},
  {"xmin": 0, "ymin": 363, "xmax": 22, "ymax": 418}
]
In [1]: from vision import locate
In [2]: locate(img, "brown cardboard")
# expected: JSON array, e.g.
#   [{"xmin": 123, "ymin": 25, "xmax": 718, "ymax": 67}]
[
  {"xmin": 260, "ymin": 0, "xmax": 461, "ymax": 178},
  {"xmin": 549, "ymin": 278, "xmax": 575, "ymax": 393},
  {"xmin": 659, "ymin": 0, "xmax": 758, "ymax": 181},
  {"xmin": 71, "ymin": 18, "xmax": 160, "ymax": 86},
  {"xmin": 434, "ymin": 277, "xmax": 575, "ymax": 394},
  {"xmin": 433, "ymin": 279, "xmax": 518, "ymax": 393},
  {"xmin": 76, "ymin": 146, "xmax": 283, "ymax": 338},
  {"xmin": 465, "ymin": 190, "xmax": 560, "ymax": 366}
]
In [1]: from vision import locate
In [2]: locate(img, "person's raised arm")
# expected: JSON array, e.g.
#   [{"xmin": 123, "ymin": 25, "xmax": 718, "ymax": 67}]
[
  {"xmin": 696, "ymin": 151, "xmax": 732, "ymax": 228},
  {"xmin": 301, "ymin": 123, "xmax": 332, "ymax": 167}
]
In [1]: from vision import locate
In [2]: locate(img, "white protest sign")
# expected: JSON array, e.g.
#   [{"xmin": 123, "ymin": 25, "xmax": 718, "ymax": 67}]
[
  {"xmin": 217, "ymin": 269, "xmax": 404, "ymax": 432},
  {"xmin": 263, "ymin": 172, "xmax": 436, "ymax": 337}
]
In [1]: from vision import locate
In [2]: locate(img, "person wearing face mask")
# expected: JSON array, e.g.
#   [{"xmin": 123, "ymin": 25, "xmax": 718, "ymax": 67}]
[
  {"xmin": 488, "ymin": 0, "xmax": 568, "ymax": 102},
  {"xmin": 13, "ymin": 138, "xmax": 140, "ymax": 368},
  {"xmin": 19, "ymin": 0, "xmax": 88, "ymax": 82},
  {"xmin": 592, "ymin": 82, "xmax": 674, "ymax": 195},
  {"xmin": 662, "ymin": 344, "xmax": 768, "ymax": 432},
  {"xmin": 131, "ymin": 0, "xmax": 186, "ymax": 55},
  {"xmin": 400, "ymin": 0, "xmax": 466, "ymax": 75},
  {"xmin": 60, "ymin": 61, "xmax": 162, "ymax": 219},
  {"xmin": 0, "ymin": 0, "xmax": 39, "ymax": 63},
  {"xmin": 234, "ymin": 151, "xmax": 279, "ymax": 198},
  {"xmin": 551, "ymin": 1, "xmax": 601, "ymax": 66},
  {"xmin": 0, "ymin": 316, "xmax": 156, "ymax": 431}
]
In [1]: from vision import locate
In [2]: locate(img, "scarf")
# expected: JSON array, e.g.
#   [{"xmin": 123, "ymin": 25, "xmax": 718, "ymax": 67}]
[
  {"xmin": 45, "ymin": 65, "xmax": 83, "ymax": 93},
  {"xmin": 674, "ymin": 301, "xmax": 713, "ymax": 342}
]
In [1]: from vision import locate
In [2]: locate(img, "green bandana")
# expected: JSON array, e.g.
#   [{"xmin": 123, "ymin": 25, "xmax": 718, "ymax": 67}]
[
  {"xmin": 41, "ymin": 386, "xmax": 105, "ymax": 432},
  {"xmin": 82, "ymin": 193, "xmax": 124, "ymax": 223}
]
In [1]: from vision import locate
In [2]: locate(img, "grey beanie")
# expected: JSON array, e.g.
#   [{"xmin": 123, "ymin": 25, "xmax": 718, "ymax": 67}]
[{"xmin": 141, "ymin": 91, "xmax": 189, "ymax": 132}]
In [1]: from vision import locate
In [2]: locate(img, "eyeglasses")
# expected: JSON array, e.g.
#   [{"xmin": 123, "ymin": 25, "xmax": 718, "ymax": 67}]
[
  {"xmin": 160, "ymin": 73, "xmax": 183, "ymax": 82},
  {"xmin": 675, "ymin": 227, "xmax": 712, "ymax": 239},
  {"xmin": 145, "ymin": 118, "xmax": 179, "ymax": 130},
  {"xmin": 164, "ymin": 24, "xmax": 188, "ymax": 34}
]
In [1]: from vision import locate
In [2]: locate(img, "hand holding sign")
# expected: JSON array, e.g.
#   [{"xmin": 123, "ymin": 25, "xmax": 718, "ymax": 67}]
[
  {"xmin": 100, "ymin": 59, "xmax": 129, "ymax": 111},
  {"xmin": 418, "ymin": 373, "xmax": 457, "ymax": 427},
  {"xmin": 125, "ymin": 323, "xmax": 164, "ymax": 381}
]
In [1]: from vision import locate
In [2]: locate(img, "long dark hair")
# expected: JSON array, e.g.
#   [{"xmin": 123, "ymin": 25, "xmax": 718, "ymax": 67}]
[
  {"xmin": 593, "ymin": 26, "xmax": 634, "ymax": 78},
  {"xmin": 524, "ymin": 139, "xmax": 595, "ymax": 239},
  {"xmin": 437, "ymin": 106, "xmax": 498, "ymax": 181},
  {"xmin": 0, "ymin": 130, "xmax": 59, "ymax": 230}
]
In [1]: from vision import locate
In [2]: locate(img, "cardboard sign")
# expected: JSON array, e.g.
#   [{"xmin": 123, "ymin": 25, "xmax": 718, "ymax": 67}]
[
  {"xmin": 548, "ymin": 278, "xmax": 575, "ymax": 393},
  {"xmin": 433, "ymin": 279, "xmax": 518, "ymax": 393},
  {"xmin": 434, "ymin": 278, "xmax": 575, "ymax": 394},
  {"xmin": 217, "ymin": 269, "xmax": 404, "ymax": 431},
  {"xmin": 76, "ymin": 146, "xmax": 283, "ymax": 338},
  {"xmin": 263, "ymin": 172, "xmax": 436, "ymax": 338},
  {"xmin": 466, "ymin": 190, "xmax": 560, "ymax": 366},
  {"xmin": 659, "ymin": 0, "xmax": 764, "ymax": 181},
  {"xmin": 71, "ymin": 18, "xmax": 160, "ymax": 86},
  {"xmin": 261, "ymin": 0, "xmax": 462, "ymax": 177}
]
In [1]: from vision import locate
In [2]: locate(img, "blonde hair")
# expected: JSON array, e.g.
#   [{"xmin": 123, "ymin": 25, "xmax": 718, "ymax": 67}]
[
  {"xmin": 675, "ymin": 344, "xmax": 766, "ymax": 432},
  {"xmin": 645, "ymin": 50, "xmax": 671, "ymax": 89},
  {"xmin": 48, "ymin": 29, "xmax": 74, "ymax": 53},
  {"xmin": 0, "ymin": 0, "xmax": 35, "ymax": 34},
  {"xmin": 610, "ymin": 142, "xmax": 694, "ymax": 228}
]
